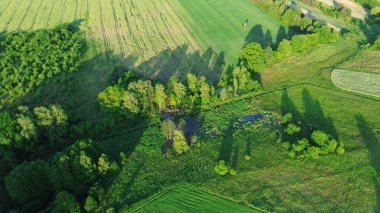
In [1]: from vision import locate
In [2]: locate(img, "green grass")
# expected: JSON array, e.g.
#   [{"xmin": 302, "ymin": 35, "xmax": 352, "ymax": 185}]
[
  {"xmin": 131, "ymin": 185, "xmax": 264, "ymax": 213},
  {"xmin": 95, "ymin": 38, "xmax": 380, "ymax": 212},
  {"xmin": 331, "ymin": 69, "xmax": 380, "ymax": 97},
  {"xmin": 197, "ymin": 39, "xmax": 380, "ymax": 211},
  {"xmin": 174, "ymin": 0, "xmax": 287, "ymax": 65},
  {"xmin": 339, "ymin": 50, "xmax": 380, "ymax": 74},
  {"xmin": 200, "ymin": 85, "xmax": 380, "ymax": 212}
]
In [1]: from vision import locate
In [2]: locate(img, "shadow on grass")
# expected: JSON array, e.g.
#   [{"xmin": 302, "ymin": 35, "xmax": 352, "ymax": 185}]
[
  {"xmin": 218, "ymin": 120, "xmax": 235, "ymax": 163},
  {"xmin": 245, "ymin": 25, "xmax": 295, "ymax": 49},
  {"xmin": 358, "ymin": 14, "xmax": 380, "ymax": 44},
  {"xmin": 356, "ymin": 114, "xmax": 380, "ymax": 211},
  {"xmin": 280, "ymin": 88, "xmax": 339, "ymax": 139},
  {"xmin": 302, "ymin": 89, "xmax": 339, "ymax": 139},
  {"xmin": 137, "ymin": 44, "xmax": 226, "ymax": 83}
]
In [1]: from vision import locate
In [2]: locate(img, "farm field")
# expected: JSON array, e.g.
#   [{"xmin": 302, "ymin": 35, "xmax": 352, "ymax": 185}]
[
  {"xmin": 131, "ymin": 185, "xmax": 262, "ymax": 213},
  {"xmin": 0, "ymin": 0, "xmax": 284, "ymax": 81},
  {"xmin": 331, "ymin": 69, "xmax": 380, "ymax": 97},
  {"xmin": 174, "ymin": 0, "xmax": 287, "ymax": 64}
]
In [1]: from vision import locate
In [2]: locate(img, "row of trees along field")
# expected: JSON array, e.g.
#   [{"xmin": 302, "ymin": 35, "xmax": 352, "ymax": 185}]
[{"xmin": 0, "ymin": 24, "xmax": 84, "ymax": 105}]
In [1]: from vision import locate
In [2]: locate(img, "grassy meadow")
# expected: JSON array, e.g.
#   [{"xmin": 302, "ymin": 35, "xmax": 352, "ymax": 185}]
[
  {"xmin": 174, "ymin": 0, "xmax": 287, "ymax": 64},
  {"xmin": 93, "ymin": 38, "xmax": 380, "ymax": 211}
]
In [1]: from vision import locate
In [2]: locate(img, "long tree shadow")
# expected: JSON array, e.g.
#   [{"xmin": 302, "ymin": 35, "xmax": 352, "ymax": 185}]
[
  {"xmin": 281, "ymin": 88, "xmax": 301, "ymax": 119},
  {"xmin": 245, "ymin": 25, "xmax": 296, "ymax": 49},
  {"xmin": 302, "ymin": 89, "xmax": 339, "ymax": 139},
  {"xmin": 137, "ymin": 44, "xmax": 225, "ymax": 83},
  {"xmin": 358, "ymin": 14, "xmax": 380, "ymax": 44},
  {"xmin": 356, "ymin": 114, "xmax": 380, "ymax": 211},
  {"xmin": 276, "ymin": 26, "xmax": 288, "ymax": 47},
  {"xmin": 218, "ymin": 120, "xmax": 235, "ymax": 163}
]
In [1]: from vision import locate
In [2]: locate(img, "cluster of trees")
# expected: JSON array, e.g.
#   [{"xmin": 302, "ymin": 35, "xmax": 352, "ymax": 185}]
[
  {"xmin": 0, "ymin": 103, "xmax": 117, "ymax": 212},
  {"xmin": 3, "ymin": 139, "xmax": 113, "ymax": 212},
  {"xmin": 0, "ymin": 24, "xmax": 84, "ymax": 103},
  {"xmin": 280, "ymin": 113, "xmax": 345, "ymax": 159},
  {"xmin": 253, "ymin": 0, "xmax": 319, "ymax": 32},
  {"xmin": 98, "ymin": 70, "xmax": 262, "ymax": 120},
  {"xmin": 240, "ymin": 25, "xmax": 340, "ymax": 72},
  {"xmin": 0, "ymin": 104, "xmax": 69, "ymax": 176}
]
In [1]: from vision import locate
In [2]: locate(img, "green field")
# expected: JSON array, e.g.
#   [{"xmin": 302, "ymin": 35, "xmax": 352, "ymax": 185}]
[
  {"xmin": 339, "ymin": 50, "xmax": 380, "ymax": 74},
  {"xmin": 331, "ymin": 69, "xmax": 380, "ymax": 97},
  {"xmin": 174, "ymin": 0, "xmax": 287, "ymax": 64},
  {"xmin": 201, "ymin": 84, "xmax": 380, "ymax": 211},
  {"xmin": 131, "ymin": 185, "xmax": 263, "ymax": 213},
  {"xmin": 93, "ymin": 38, "xmax": 380, "ymax": 211},
  {"xmin": 198, "ymin": 40, "xmax": 380, "ymax": 211}
]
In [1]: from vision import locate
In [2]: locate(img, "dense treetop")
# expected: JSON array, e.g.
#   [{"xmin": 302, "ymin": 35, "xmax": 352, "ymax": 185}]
[{"xmin": 0, "ymin": 24, "xmax": 84, "ymax": 104}]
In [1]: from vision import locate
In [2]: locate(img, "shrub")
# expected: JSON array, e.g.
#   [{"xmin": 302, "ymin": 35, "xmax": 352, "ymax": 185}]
[
  {"xmin": 214, "ymin": 160, "xmax": 229, "ymax": 175},
  {"xmin": 305, "ymin": 147, "xmax": 321, "ymax": 159},
  {"xmin": 229, "ymin": 169, "xmax": 237, "ymax": 176},
  {"xmin": 282, "ymin": 142, "xmax": 291, "ymax": 150},
  {"xmin": 288, "ymin": 151, "xmax": 296, "ymax": 159},
  {"xmin": 281, "ymin": 113, "xmax": 293, "ymax": 124},
  {"xmin": 311, "ymin": 130, "xmax": 330, "ymax": 146},
  {"xmin": 325, "ymin": 139, "xmax": 338, "ymax": 153},
  {"xmin": 337, "ymin": 146, "xmax": 345, "ymax": 155},
  {"xmin": 173, "ymin": 130, "xmax": 189, "ymax": 155},
  {"xmin": 286, "ymin": 123, "xmax": 301, "ymax": 135},
  {"xmin": 244, "ymin": 155, "xmax": 251, "ymax": 161}
]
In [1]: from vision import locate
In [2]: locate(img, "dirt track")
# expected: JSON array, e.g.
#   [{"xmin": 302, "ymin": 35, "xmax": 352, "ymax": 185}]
[
  {"xmin": 317, "ymin": 0, "xmax": 370, "ymax": 19},
  {"xmin": 288, "ymin": 2, "xmax": 342, "ymax": 31}
]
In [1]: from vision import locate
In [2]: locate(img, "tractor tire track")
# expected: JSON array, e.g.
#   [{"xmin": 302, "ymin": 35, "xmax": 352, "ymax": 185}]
[
  {"xmin": 110, "ymin": 0, "xmax": 125, "ymax": 57},
  {"xmin": 59, "ymin": 0, "xmax": 68, "ymax": 24},
  {"xmin": 2, "ymin": 0, "xmax": 22, "ymax": 31},
  {"xmin": 16, "ymin": 0, "xmax": 33, "ymax": 30},
  {"xmin": 0, "ymin": 0, "xmax": 13, "ymax": 20},
  {"xmin": 119, "ymin": 0, "xmax": 147, "ymax": 65},
  {"xmin": 29, "ymin": 0, "xmax": 45, "ymax": 30},
  {"xmin": 98, "ymin": 0, "xmax": 110, "ymax": 57},
  {"xmin": 46, "ymin": 0, "xmax": 56, "ymax": 26}
]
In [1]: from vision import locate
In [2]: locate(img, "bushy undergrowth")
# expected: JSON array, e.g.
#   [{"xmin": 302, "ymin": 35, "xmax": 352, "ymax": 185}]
[{"xmin": 280, "ymin": 113, "xmax": 345, "ymax": 159}]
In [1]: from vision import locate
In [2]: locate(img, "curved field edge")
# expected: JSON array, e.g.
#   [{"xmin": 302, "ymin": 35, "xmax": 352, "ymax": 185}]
[
  {"xmin": 331, "ymin": 69, "xmax": 380, "ymax": 98},
  {"xmin": 128, "ymin": 184, "xmax": 266, "ymax": 213}
]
